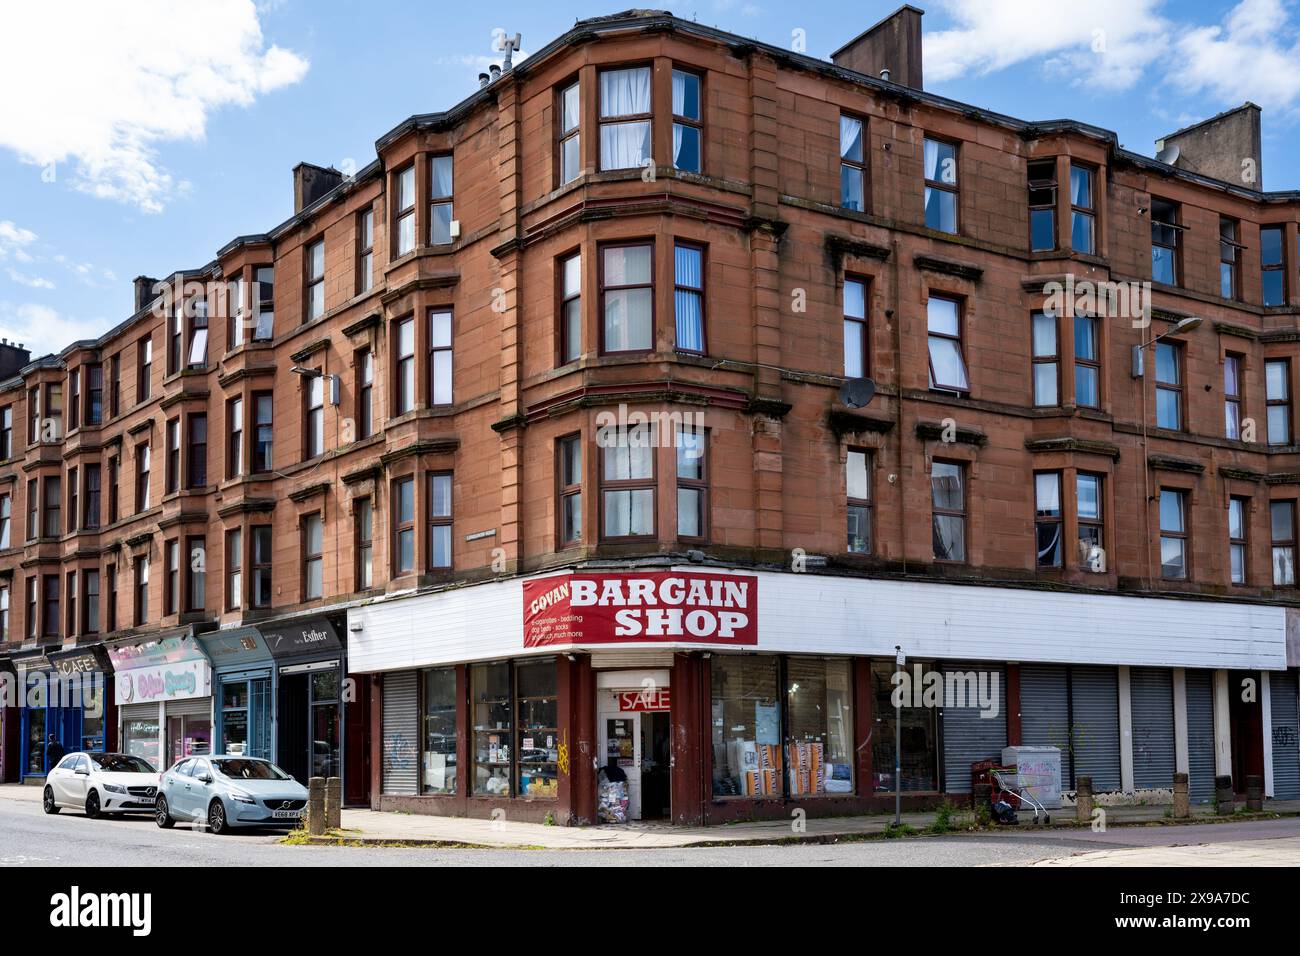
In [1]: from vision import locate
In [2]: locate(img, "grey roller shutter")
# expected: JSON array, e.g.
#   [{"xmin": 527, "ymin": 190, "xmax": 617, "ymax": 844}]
[
  {"xmin": 1070, "ymin": 666, "xmax": 1121, "ymax": 792},
  {"xmin": 381, "ymin": 671, "xmax": 419, "ymax": 796},
  {"xmin": 164, "ymin": 698, "xmax": 212, "ymax": 720},
  {"xmin": 1186, "ymin": 670, "xmax": 1216, "ymax": 804},
  {"xmin": 1019, "ymin": 664, "xmax": 1071, "ymax": 786},
  {"xmin": 1130, "ymin": 668, "xmax": 1176, "ymax": 790},
  {"xmin": 120, "ymin": 703, "xmax": 157, "ymax": 723},
  {"xmin": 941, "ymin": 662, "xmax": 1006, "ymax": 793},
  {"xmin": 1271, "ymin": 669, "xmax": 1300, "ymax": 800}
]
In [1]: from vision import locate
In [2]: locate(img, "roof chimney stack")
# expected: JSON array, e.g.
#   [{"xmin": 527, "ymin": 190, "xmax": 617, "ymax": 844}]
[
  {"xmin": 1155, "ymin": 103, "xmax": 1262, "ymax": 190},
  {"xmin": 831, "ymin": 4, "xmax": 924, "ymax": 90},
  {"xmin": 133, "ymin": 275, "xmax": 160, "ymax": 313},
  {"xmin": 293, "ymin": 162, "xmax": 345, "ymax": 214},
  {"xmin": 478, "ymin": 72, "xmax": 490, "ymax": 89},
  {"xmin": 0, "ymin": 339, "xmax": 31, "ymax": 379}
]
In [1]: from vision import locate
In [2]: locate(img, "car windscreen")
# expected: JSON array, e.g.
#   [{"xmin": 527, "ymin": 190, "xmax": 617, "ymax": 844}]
[
  {"xmin": 89, "ymin": 753, "xmax": 156, "ymax": 774},
  {"xmin": 211, "ymin": 759, "xmax": 290, "ymax": 781}
]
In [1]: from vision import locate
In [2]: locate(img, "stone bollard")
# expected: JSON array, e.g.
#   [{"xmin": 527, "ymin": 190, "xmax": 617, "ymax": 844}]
[
  {"xmin": 1246, "ymin": 775, "xmax": 1263, "ymax": 812},
  {"xmin": 307, "ymin": 776, "xmax": 326, "ymax": 835},
  {"xmin": 325, "ymin": 776, "xmax": 342, "ymax": 830},
  {"xmin": 1075, "ymin": 776, "xmax": 1093, "ymax": 824},
  {"xmin": 1172, "ymin": 772, "xmax": 1190, "ymax": 819},
  {"xmin": 1215, "ymin": 775, "xmax": 1235, "ymax": 815}
]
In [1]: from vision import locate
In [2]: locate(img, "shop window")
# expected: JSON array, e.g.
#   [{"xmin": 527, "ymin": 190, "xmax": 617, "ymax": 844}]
[
  {"xmin": 516, "ymin": 659, "xmax": 558, "ymax": 799},
  {"xmin": 472, "ymin": 661, "xmax": 512, "ymax": 796},
  {"xmin": 872, "ymin": 660, "xmax": 939, "ymax": 792},
  {"xmin": 599, "ymin": 67, "xmax": 652, "ymax": 171},
  {"xmin": 671, "ymin": 69, "xmax": 702, "ymax": 173},
  {"xmin": 711, "ymin": 655, "xmax": 781, "ymax": 797},
  {"xmin": 311, "ymin": 669, "xmax": 341, "ymax": 779},
  {"xmin": 423, "ymin": 667, "xmax": 458, "ymax": 795},
  {"xmin": 785, "ymin": 657, "xmax": 854, "ymax": 796},
  {"xmin": 222, "ymin": 677, "xmax": 271, "ymax": 760},
  {"xmin": 676, "ymin": 428, "xmax": 707, "ymax": 540},
  {"xmin": 1031, "ymin": 310, "xmax": 1058, "ymax": 406}
]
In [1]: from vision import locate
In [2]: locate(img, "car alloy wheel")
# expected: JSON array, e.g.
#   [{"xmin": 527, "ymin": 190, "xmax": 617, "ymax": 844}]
[
  {"xmin": 208, "ymin": 800, "xmax": 227, "ymax": 835},
  {"xmin": 84, "ymin": 790, "xmax": 101, "ymax": 819},
  {"xmin": 155, "ymin": 796, "xmax": 175, "ymax": 829},
  {"xmin": 42, "ymin": 787, "xmax": 59, "ymax": 815}
]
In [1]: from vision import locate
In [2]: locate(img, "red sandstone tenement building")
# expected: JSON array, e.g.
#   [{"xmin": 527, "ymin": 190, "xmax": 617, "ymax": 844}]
[{"xmin": 2, "ymin": 7, "xmax": 1299, "ymax": 825}]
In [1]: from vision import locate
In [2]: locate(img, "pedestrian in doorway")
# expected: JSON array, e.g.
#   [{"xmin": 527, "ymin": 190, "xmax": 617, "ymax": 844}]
[{"xmin": 45, "ymin": 734, "xmax": 65, "ymax": 772}]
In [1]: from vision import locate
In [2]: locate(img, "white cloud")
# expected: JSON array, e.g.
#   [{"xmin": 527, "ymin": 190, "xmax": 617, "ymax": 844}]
[
  {"xmin": 0, "ymin": 221, "xmax": 37, "ymax": 263},
  {"xmin": 0, "ymin": 302, "xmax": 107, "ymax": 357},
  {"xmin": 5, "ymin": 269, "xmax": 55, "ymax": 290},
  {"xmin": 924, "ymin": 0, "xmax": 1170, "ymax": 91},
  {"xmin": 1167, "ymin": 0, "xmax": 1300, "ymax": 110},
  {"xmin": 0, "ymin": 0, "xmax": 309, "ymax": 213}
]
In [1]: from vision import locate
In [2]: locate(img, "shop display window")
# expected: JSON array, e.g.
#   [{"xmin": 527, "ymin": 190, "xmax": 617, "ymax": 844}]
[
  {"xmin": 871, "ymin": 660, "xmax": 939, "ymax": 792},
  {"xmin": 472, "ymin": 661, "xmax": 512, "ymax": 796},
  {"xmin": 516, "ymin": 659, "xmax": 558, "ymax": 800},
  {"xmin": 422, "ymin": 666, "xmax": 457, "ymax": 794},
  {"xmin": 785, "ymin": 657, "xmax": 854, "ymax": 796},
  {"xmin": 123, "ymin": 717, "xmax": 161, "ymax": 768},
  {"xmin": 710, "ymin": 655, "xmax": 781, "ymax": 797}
]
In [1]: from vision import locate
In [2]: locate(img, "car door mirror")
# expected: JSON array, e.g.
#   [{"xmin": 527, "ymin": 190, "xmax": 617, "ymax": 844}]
[
  {"xmin": 75, "ymin": 767, "xmax": 89, "ymax": 776},
  {"xmin": 198, "ymin": 773, "xmax": 213, "ymax": 784}
]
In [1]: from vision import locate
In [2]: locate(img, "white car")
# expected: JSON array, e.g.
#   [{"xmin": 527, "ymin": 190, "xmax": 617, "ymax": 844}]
[{"xmin": 43, "ymin": 752, "xmax": 160, "ymax": 818}]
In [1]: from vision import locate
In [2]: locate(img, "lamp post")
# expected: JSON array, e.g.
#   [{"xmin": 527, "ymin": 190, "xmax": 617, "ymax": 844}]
[{"xmin": 894, "ymin": 644, "xmax": 904, "ymax": 826}]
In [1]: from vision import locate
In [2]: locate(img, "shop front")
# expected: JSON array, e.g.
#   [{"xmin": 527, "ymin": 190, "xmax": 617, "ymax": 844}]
[
  {"xmin": 262, "ymin": 613, "xmax": 353, "ymax": 788},
  {"xmin": 109, "ymin": 634, "xmax": 214, "ymax": 772},
  {"xmin": 10, "ymin": 646, "xmax": 111, "ymax": 781},
  {"xmin": 0, "ymin": 655, "xmax": 15, "ymax": 782},
  {"xmin": 349, "ymin": 566, "xmax": 1289, "ymax": 825},
  {"xmin": 199, "ymin": 627, "xmax": 274, "ymax": 761}
]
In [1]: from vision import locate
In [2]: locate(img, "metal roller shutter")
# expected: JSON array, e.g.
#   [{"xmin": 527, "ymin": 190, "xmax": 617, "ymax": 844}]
[
  {"xmin": 381, "ymin": 671, "xmax": 419, "ymax": 796},
  {"xmin": 1186, "ymin": 670, "xmax": 1216, "ymax": 804},
  {"xmin": 1270, "ymin": 669, "xmax": 1300, "ymax": 800},
  {"xmin": 120, "ymin": 703, "xmax": 158, "ymax": 723},
  {"xmin": 941, "ymin": 662, "xmax": 1006, "ymax": 793},
  {"xmin": 1130, "ymin": 668, "xmax": 1176, "ymax": 790},
  {"xmin": 164, "ymin": 698, "xmax": 212, "ymax": 720},
  {"xmin": 1019, "ymin": 664, "xmax": 1071, "ymax": 786},
  {"xmin": 1071, "ymin": 666, "xmax": 1121, "ymax": 792}
]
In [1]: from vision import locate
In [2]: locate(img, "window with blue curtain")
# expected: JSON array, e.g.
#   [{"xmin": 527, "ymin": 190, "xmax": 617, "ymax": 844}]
[{"xmin": 674, "ymin": 243, "xmax": 704, "ymax": 353}]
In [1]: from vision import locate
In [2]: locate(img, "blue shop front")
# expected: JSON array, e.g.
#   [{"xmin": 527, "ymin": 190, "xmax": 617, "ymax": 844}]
[
  {"xmin": 12, "ymin": 645, "xmax": 112, "ymax": 780},
  {"xmin": 199, "ymin": 627, "xmax": 274, "ymax": 760}
]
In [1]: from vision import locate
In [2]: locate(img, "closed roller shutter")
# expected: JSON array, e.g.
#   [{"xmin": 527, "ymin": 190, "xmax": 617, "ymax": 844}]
[
  {"xmin": 1130, "ymin": 668, "xmax": 1176, "ymax": 790},
  {"xmin": 1270, "ymin": 669, "xmax": 1300, "ymax": 800},
  {"xmin": 381, "ymin": 671, "xmax": 419, "ymax": 796},
  {"xmin": 1019, "ymin": 664, "xmax": 1071, "ymax": 786},
  {"xmin": 1186, "ymin": 670, "xmax": 1216, "ymax": 804},
  {"xmin": 1071, "ymin": 666, "xmax": 1121, "ymax": 792},
  {"xmin": 941, "ymin": 662, "xmax": 1006, "ymax": 793},
  {"xmin": 164, "ymin": 698, "xmax": 212, "ymax": 720},
  {"xmin": 120, "ymin": 703, "xmax": 157, "ymax": 723}
]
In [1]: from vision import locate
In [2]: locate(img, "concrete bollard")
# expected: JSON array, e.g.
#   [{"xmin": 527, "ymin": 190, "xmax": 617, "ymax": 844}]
[
  {"xmin": 1215, "ymin": 775, "xmax": 1235, "ymax": 815},
  {"xmin": 1075, "ymin": 776, "xmax": 1093, "ymax": 824},
  {"xmin": 1246, "ymin": 775, "xmax": 1263, "ymax": 812},
  {"xmin": 1172, "ymin": 772, "xmax": 1190, "ymax": 819},
  {"xmin": 325, "ymin": 776, "xmax": 342, "ymax": 830},
  {"xmin": 307, "ymin": 776, "xmax": 326, "ymax": 835}
]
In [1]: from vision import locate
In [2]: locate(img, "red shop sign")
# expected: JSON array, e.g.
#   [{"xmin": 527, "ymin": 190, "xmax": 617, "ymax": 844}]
[
  {"xmin": 522, "ymin": 571, "xmax": 758, "ymax": 648},
  {"xmin": 618, "ymin": 689, "xmax": 672, "ymax": 712}
]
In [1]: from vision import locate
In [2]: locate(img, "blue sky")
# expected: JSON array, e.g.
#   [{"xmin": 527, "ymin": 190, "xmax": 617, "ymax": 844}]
[{"xmin": 2, "ymin": 0, "xmax": 1300, "ymax": 358}]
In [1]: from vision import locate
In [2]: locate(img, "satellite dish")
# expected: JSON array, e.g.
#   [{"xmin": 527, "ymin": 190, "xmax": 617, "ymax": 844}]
[
  {"xmin": 1155, "ymin": 143, "xmax": 1180, "ymax": 166},
  {"xmin": 839, "ymin": 377, "xmax": 876, "ymax": 409}
]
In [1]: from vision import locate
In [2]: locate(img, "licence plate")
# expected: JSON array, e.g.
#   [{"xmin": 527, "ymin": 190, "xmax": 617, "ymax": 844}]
[{"xmin": 272, "ymin": 809, "xmax": 303, "ymax": 820}]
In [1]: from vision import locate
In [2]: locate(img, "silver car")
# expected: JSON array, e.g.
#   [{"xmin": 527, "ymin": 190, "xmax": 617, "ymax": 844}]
[{"xmin": 155, "ymin": 755, "xmax": 309, "ymax": 834}]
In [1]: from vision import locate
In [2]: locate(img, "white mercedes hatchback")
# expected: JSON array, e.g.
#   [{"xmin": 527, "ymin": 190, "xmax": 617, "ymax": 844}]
[{"xmin": 43, "ymin": 752, "xmax": 160, "ymax": 818}]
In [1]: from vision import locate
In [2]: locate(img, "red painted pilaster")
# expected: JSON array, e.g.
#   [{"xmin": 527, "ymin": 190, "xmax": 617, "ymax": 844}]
[
  {"xmin": 671, "ymin": 652, "xmax": 708, "ymax": 825},
  {"xmin": 368, "ymin": 672, "xmax": 383, "ymax": 808}
]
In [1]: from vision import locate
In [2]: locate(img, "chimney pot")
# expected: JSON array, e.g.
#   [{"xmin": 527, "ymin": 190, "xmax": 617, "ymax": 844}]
[
  {"xmin": 293, "ymin": 162, "xmax": 345, "ymax": 214},
  {"xmin": 478, "ymin": 72, "xmax": 490, "ymax": 88}
]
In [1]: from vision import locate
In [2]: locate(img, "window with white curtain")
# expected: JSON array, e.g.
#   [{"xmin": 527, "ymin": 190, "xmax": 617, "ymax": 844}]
[
  {"xmin": 559, "ymin": 253, "xmax": 581, "ymax": 364},
  {"xmin": 428, "ymin": 310, "xmax": 453, "ymax": 406},
  {"xmin": 674, "ymin": 243, "xmax": 704, "ymax": 353},
  {"xmin": 601, "ymin": 439, "xmax": 654, "ymax": 539},
  {"xmin": 671, "ymin": 69, "xmax": 701, "ymax": 173},
  {"xmin": 559, "ymin": 81, "xmax": 580, "ymax": 184},
  {"xmin": 602, "ymin": 244, "xmax": 653, "ymax": 352},
  {"xmin": 600, "ymin": 67, "xmax": 652, "ymax": 171}
]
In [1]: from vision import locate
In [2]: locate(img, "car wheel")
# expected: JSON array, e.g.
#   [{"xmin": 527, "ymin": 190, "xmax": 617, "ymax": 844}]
[
  {"xmin": 155, "ymin": 796, "xmax": 175, "ymax": 829},
  {"xmin": 42, "ymin": 786, "xmax": 59, "ymax": 815},
  {"xmin": 207, "ymin": 799, "xmax": 228, "ymax": 835},
  {"xmin": 84, "ymin": 790, "xmax": 101, "ymax": 819}
]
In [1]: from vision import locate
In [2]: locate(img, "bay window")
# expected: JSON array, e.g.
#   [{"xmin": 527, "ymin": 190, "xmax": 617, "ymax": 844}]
[
  {"xmin": 559, "ymin": 81, "xmax": 580, "ymax": 185},
  {"xmin": 673, "ymin": 243, "xmax": 704, "ymax": 354},
  {"xmin": 427, "ymin": 472, "xmax": 452, "ymax": 570},
  {"xmin": 428, "ymin": 310, "xmax": 453, "ymax": 405},
  {"xmin": 601, "ymin": 244, "xmax": 653, "ymax": 352},
  {"xmin": 601, "ymin": 439, "xmax": 654, "ymax": 540},
  {"xmin": 392, "ymin": 476, "xmax": 415, "ymax": 575},
  {"xmin": 395, "ymin": 165, "xmax": 416, "ymax": 256},
  {"xmin": 559, "ymin": 253, "xmax": 581, "ymax": 364},
  {"xmin": 599, "ymin": 67, "xmax": 652, "ymax": 171},
  {"xmin": 671, "ymin": 69, "xmax": 702, "ymax": 173},
  {"xmin": 1034, "ymin": 471, "xmax": 1062, "ymax": 568},
  {"xmin": 429, "ymin": 155, "xmax": 453, "ymax": 246},
  {"xmin": 557, "ymin": 435, "xmax": 582, "ymax": 546},
  {"xmin": 251, "ymin": 526, "xmax": 272, "ymax": 608},
  {"xmin": 675, "ymin": 429, "xmax": 707, "ymax": 540},
  {"xmin": 1031, "ymin": 310, "xmax": 1059, "ymax": 406}
]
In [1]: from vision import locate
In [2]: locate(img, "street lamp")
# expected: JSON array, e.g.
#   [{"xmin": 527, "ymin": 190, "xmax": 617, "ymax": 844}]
[
  {"xmin": 894, "ymin": 645, "xmax": 904, "ymax": 826},
  {"xmin": 1131, "ymin": 315, "xmax": 1203, "ymax": 377}
]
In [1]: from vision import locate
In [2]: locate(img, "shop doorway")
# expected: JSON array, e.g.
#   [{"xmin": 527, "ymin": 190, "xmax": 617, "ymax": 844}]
[
  {"xmin": 1229, "ymin": 669, "xmax": 1265, "ymax": 796},
  {"xmin": 639, "ymin": 711, "xmax": 671, "ymax": 820},
  {"xmin": 277, "ymin": 663, "xmax": 342, "ymax": 786}
]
